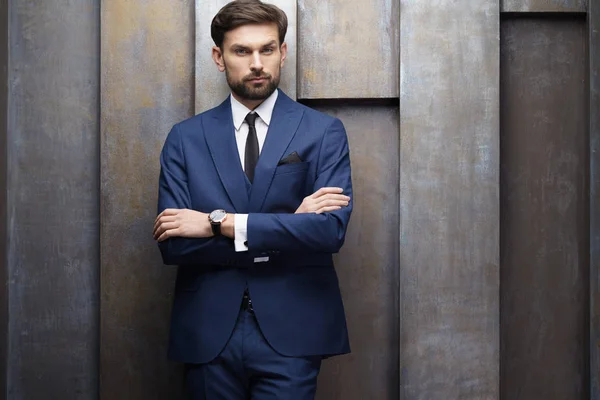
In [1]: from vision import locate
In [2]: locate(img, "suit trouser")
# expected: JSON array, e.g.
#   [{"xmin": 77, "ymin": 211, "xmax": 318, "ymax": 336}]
[{"xmin": 184, "ymin": 307, "xmax": 322, "ymax": 400}]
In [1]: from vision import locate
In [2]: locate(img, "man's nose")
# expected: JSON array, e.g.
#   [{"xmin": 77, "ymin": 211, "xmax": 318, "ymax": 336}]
[{"xmin": 250, "ymin": 51, "xmax": 263, "ymax": 71}]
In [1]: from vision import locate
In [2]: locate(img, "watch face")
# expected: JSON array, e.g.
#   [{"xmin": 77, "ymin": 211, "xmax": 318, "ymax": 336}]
[{"xmin": 209, "ymin": 209, "xmax": 227, "ymax": 223}]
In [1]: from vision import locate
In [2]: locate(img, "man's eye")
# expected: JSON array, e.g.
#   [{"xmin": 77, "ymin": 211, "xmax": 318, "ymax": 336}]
[
  {"xmin": 262, "ymin": 48, "xmax": 274, "ymax": 54},
  {"xmin": 235, "ymin": 49, "xmax": 248, "ymax": 55}
]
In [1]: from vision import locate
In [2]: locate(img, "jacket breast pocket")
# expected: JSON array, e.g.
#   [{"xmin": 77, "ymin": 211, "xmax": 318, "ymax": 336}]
[{"xmin": 273, "ymin": 161, "xmax": 309, "ymax": 175}]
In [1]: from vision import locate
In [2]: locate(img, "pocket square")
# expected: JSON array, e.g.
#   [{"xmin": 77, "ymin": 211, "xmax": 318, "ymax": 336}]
[{"xmin": 277, "ymin": 151, "xmax": 302, "ymax": 166}]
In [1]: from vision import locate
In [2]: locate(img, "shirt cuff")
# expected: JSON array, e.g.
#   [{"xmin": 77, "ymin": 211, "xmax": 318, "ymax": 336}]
[{"xmin": 234, "ymin": 214, "xmax": 249, "ymax": 252}]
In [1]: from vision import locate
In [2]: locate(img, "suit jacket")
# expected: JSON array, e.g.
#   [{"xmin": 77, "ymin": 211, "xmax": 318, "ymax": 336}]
[{"xmin": 157, "ymin": 90, "xmax": 353, "ymax": 364}]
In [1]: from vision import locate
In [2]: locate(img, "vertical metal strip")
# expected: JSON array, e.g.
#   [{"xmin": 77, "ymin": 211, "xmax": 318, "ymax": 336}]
[
  {"xmin": 6, "ymin": 0, "xmax": 100, "ymax": 397},
  {"xmin": 100, "ymin": 1, "xmax": 194, "ymax": 398},
  {"xmin": 399, "ymin": 0, "xmax": 500, "ymax": 397},
  {"xmin": 590, "ymin": 0, "xmax": 600, "ymax": 397},
  {"xmin": 0, "ymin": 0, "xmax": 8, "ymax": 396}
]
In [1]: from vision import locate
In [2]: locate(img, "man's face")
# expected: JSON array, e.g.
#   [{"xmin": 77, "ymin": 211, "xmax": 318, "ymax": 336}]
[{"xmin": 213, "ymin": 23, "xmax": 287, "ymax": 103}]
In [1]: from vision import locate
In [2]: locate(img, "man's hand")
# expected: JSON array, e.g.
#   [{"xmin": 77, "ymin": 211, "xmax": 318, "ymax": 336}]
[
  {"xmin": 295, "ymin": 187, "xmax": 350, "ymax": 214},
  {"xmin": 153, "ymin": 209, "xmax": 212, "ymax": 242}
]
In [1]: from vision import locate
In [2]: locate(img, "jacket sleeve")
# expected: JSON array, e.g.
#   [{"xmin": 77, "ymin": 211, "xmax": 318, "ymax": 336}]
[
  {"xmin": 247, "ymin": 117, "xmax": 353, "ymax": 253},
  {"xmin": 156, "ymin": 124, "xmax": 234, "ymax": 266}
]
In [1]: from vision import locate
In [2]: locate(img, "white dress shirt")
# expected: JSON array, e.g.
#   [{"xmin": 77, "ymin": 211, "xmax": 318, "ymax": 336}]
[{"xmin": 231, "ymin": 89, "xmax": 279, "ymax": 252}]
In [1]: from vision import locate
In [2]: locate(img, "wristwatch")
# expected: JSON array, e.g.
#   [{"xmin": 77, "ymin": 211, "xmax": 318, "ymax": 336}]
[{"xmin": 208, "ymin": 209, "xmax": 227, "ymax": 236}]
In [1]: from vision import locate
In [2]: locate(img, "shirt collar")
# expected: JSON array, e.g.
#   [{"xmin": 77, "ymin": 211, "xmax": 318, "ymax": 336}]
[{"xmin": 231, "ymin": 89, "xmax": 279, "ymax": 131}]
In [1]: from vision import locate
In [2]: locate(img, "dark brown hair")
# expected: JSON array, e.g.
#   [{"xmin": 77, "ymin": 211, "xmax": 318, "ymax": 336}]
[{"xmin": 211, "ymin": 0, "xmax": 288, "ymax": 49}]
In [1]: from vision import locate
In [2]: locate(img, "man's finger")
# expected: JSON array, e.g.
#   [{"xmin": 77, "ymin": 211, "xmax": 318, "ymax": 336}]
[
  {"xmin": 152, "ymin": 216, "xmax": 175, "ymax": 234},
  {"xmin": 315, "ymin": 206, "xmax": 342, "ymax": 214},
  {"xmin": 154, "ymin": 221, "xmax": 178, "ymax": 239},
  {"xmin": 157, "ymin": 227, "xmax": 179, "ymax": 242},
  {"xmin": 157, "ymin": 231, "xmax": 169, "ymax": 242},
  {"xmin": 313, "ymin": 191, "xmax": 346, "ymax": 201},
  {"xmin": 314, "ymin": 194, "xmax": 350, "ymax": 205},
  {"xmin": 310, "ymin": 187, "xmax": 343, "ymax": 199},
  {"xmin": 153, "ymin": 216, "xmax": 177, "ymax": 234},
  {"xmin": 154, "ymin": 224, "xmax": 167, "ymax": 240},
  {"xmin": 154, "ymin": 208, "xmax": 179, "ymax": 224},
  {"xmin": 324, "ymin": 199, "xmax": 349, "ymax": 208},
  {"xmin": 310, "ymin": 188, "xmax": 324, "ymax": 199}
]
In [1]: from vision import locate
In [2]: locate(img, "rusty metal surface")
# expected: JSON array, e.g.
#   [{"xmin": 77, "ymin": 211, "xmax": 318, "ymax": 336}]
[
  {"xmin": 298, "ymin": 0, "xmax": 399, "ymax": 99},
  {"xmin": 399, "ymin": 0, "xmax": 500, "ymax": 398},
  {"xmin": 100, "ymin": 1, "xmax": 194, "ymax": 398},
  {"xmin": 6, "ymin": 0, "xmax": 100, "ymax": 398},
  {"xmin": 0, "ymin": 0, "xmax": 7, "ymax": 397},
  {"xmin": 502, "ymin": 0, "xmax": 587, "ymax": 12},
  {"xmin": 308, "ymin": 104, "xmax": 399, "ymax": 400},
  {"xmin": 500, "ymin": 18, "xmax": 588, "ymax": 400},
  {"xmin": 195, "ymin": 0, "xmax": 297, "ymax": 113},
  {"xmin": 590, "ymin": 0, "xmax": 600, "ymax": 397}
]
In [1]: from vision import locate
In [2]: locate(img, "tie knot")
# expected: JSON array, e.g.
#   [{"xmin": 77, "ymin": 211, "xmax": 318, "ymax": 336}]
[{"xmin": 245, "ymin": 112, "xmax": 258, "ymax": 127}]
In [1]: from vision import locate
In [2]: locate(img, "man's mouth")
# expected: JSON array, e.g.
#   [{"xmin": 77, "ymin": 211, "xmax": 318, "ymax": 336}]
[{"xmin": 246, "ymin": 76, "xmax": 269, "ymax": 82}]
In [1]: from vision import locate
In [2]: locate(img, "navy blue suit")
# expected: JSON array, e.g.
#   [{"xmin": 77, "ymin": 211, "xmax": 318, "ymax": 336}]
[{"xmin": 157, "ymin": 90, "xmax": 352, "ymax": 395}]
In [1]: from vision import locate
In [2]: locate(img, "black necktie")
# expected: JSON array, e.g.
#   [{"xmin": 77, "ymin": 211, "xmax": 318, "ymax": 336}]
[{"xmin": 244, "ymin": 113, "xmax": 259, "ymax": 183}]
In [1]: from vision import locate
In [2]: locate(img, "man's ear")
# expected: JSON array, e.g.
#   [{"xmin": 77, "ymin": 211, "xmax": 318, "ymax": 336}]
[
  {"xmin": 280, "ymin": 42, "xmax": 288, "ymax": 68},
  {"xmin": 212, "ymin": 46, "xmax": 226, "ymax": 72}
]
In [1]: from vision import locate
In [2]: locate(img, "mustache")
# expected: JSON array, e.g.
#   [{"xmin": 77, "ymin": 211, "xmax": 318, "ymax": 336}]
[{"xmin": 244, "ymin": 73, "xmax": 271, "ymax": 82}]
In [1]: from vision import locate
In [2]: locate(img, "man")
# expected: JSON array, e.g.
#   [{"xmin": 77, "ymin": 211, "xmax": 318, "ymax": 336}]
[{"xmin": 153, "ymin": 1, "xmax": 353, "ymax": 398}]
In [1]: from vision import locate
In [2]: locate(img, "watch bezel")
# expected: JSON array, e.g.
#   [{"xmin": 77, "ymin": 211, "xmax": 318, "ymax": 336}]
[{"xmin": 209, "ymin": 209, "xmax": 227, "ymax": 224}]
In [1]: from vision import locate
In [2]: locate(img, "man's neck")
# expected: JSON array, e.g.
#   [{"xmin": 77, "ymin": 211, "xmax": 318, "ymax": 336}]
[{"xmin": 231, "ymin": 92, "xmax": 266, "ymax": 111}]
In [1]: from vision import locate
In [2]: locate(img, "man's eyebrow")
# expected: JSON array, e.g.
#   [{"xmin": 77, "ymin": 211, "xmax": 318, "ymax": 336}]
[{"xmin": 230, "ymin": 40, "xmax": 277, "ymax": 49}]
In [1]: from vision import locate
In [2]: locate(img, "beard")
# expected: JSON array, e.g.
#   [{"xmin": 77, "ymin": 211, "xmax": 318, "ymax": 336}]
[{"xmin": 225, "ymin": 65, "xmax": 280, "ymax": 101}]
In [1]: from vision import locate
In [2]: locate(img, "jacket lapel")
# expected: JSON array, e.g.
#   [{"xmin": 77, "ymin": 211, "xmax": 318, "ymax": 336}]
[
  {"xmin": 204, "ymin": 97, "xmax": 250, "ymax": 213},
  {"xmin": 248, "ymin": 91, "xmax": 304, "ymax": 212}
]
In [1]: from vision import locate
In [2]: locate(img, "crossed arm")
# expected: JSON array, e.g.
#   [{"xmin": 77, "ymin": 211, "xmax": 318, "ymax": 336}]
[
  {"xmin": 154, "ymin": 117, "xmax": 352, "ymax": 265},
  {"xmin": 153, "ymin": 187, "xmax": 350, "ymax": 241}
]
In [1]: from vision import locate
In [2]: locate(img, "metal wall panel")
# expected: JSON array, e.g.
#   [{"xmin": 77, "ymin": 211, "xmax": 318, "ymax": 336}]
[
  {"xmin": 590, "ymin": 0, "xmax": 600, "ymax": 397},
  {"xmin": 308, "ymin": 104, "xmax": 399, "ymax": 400},
  {"xmin": 100, "ymin": 1, "xmax": 195, "ymax": 399},
  {"xmin": 195, "ymin": 0, "xmax": 297, "ymax": 112},
  {"xmin": 399, "ymin": 0, "xmax": 500, "ymax": 398},
  {"xmin": 500, "ymin": 18, "xmax": 588, "ymax": 400},
  {"xmin": 502, "ymin": 0, "xmax": 587, "ymax": 13},
  {"xmin": 0, "ymin": 0, "xmax": 8, "ymax": 397},
  {"xmin": 7, "ymin": 0, "xmax": 100, "ymax": 398},
  {"xmin": 298, "ymin": 0, "xmax": 399, "ymax": 99}
]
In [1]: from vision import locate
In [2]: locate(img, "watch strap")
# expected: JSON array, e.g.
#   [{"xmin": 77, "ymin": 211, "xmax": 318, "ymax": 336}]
[{"xmin": 210, "ymin": 220, "xmax": 222, "ymax": 236}]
